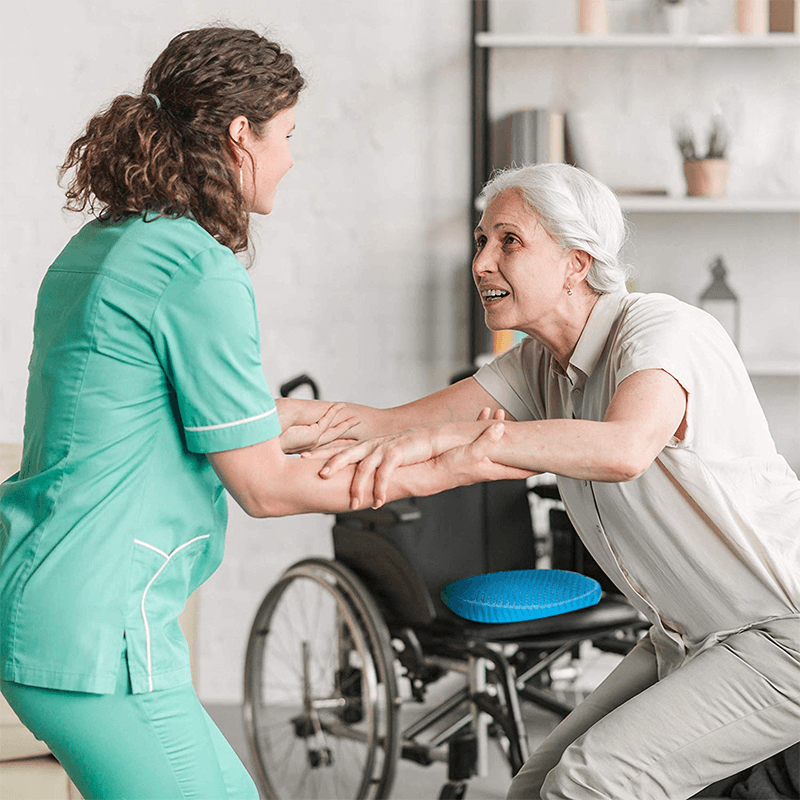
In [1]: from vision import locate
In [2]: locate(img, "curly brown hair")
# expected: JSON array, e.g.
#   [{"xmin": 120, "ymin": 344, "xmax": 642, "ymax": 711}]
[{"xmin": 59, "ymin": 27, "xmax": 304, "ymax": 253}]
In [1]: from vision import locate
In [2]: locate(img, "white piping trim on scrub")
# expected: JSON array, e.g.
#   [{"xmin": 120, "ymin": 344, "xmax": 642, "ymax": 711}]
[
  {"xmin": 133, "ymin": 539, "xmax": 169, "ymax": 559},
  {"xmin": 184, "ymin": 407, "xmax": 276, "ymax": 432},
  {"xmin": 133, "ymin": 535, "xmax": 211, "ymax": 692}
]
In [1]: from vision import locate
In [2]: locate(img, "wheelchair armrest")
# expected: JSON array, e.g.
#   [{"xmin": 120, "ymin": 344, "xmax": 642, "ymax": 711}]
[
  {"xmin": 335, "ymin": 499, "xmax": 422, "ymax": 526},
  {"xmin": 529, "ymin": 483, "xmax": 561, "ymax": 501}
]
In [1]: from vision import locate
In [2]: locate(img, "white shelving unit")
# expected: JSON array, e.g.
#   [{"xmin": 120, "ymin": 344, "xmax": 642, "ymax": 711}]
[
  {"xmin": 475, "ymin": 32, "xmax": 800, "ymax": 49},
  {"xmin": 744, "ymin": 357, "xmax": 800, "ymax": 377},
  {"xmin": 619, "ymin": 196, "xmax": 800, "ymax": 213},
  {"xmin": 477, "ymin": 191, "xmax": 800, "ymax": 215},
  {"xmin": 469, "ymin": 3, "xmax": 800, "ymax": 385}
]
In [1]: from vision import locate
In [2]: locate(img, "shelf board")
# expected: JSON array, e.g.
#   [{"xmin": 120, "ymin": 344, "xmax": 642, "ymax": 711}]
[
  {"xmin": 475, "ymin": 32, "xmax": 800, "ymax": 49},
  {"xmin": 744, "ymin": 357, "xmax": 800, "ymax": 377},
  {"xmin": 618, "ymin": 196, "xmax": 800, "ymax": 213},
  {"xmin": 476, "ymin": 194, "xmax": 800, "ymax": 213}
]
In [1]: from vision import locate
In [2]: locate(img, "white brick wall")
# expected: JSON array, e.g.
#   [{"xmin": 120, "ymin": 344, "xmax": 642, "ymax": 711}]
[{"xmin": 1, "ymin": 0, "xmax": 797, "ymax": 703}]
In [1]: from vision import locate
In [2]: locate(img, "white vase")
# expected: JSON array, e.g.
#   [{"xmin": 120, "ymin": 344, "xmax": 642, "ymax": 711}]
[
  {"xmin": 736, "ymin": 0, "xmax": 769, "ymax": 34},
  {"xmin": 577, "ymin": 0, "xmax": 609, "ymax": 35},
  {"xmin": 663, "ymin": 3, "xmax": 691, "ymax": 36}
]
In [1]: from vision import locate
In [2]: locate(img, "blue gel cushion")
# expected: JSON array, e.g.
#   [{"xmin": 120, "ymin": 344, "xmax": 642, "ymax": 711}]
[{"xmin": 441, "ymin": 569, "xmax": 602, "ymax": 623}]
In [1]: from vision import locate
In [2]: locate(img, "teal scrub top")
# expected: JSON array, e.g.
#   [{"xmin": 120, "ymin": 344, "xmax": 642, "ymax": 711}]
[{"xmin": 0, "ymin": 215, "xmax": 282, "ymax": 694}]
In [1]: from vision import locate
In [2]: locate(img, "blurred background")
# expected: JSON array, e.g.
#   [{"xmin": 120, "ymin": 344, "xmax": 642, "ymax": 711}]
[{"xmin": 1, "ymin": 0, "xmax": 797, "ymax": 762}]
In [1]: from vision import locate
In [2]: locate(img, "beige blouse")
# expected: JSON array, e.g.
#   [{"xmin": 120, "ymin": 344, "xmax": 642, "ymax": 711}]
[{"xmin": 475, "ymin": 290, "xmax": 800, "ymax": 678}]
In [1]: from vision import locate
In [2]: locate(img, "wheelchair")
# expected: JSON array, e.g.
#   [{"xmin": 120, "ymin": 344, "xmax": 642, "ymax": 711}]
[{"xmin": 242, "ymin": 474, "xmax": 647, "ymax": 800}]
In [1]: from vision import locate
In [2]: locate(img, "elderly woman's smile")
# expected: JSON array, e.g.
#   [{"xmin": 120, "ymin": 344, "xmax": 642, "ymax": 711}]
[{"xmin": 472, "ymin": 188, "xmax": 589, "ymax": 358}]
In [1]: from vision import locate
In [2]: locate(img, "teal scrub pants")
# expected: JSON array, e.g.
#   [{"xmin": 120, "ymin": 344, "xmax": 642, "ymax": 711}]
[{"xmin": 0, "ymin": 649, "xmax": 258, "ymax": 800}]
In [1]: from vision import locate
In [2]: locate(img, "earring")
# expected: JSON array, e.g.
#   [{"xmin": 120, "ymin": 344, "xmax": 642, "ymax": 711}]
[
  {"xmin": 567, "ymin": 285, "xmax": 573, "ymax": 296},
  {"xmin": 239, "ymin": 163, "xmax": 244, "ymax": 192}
]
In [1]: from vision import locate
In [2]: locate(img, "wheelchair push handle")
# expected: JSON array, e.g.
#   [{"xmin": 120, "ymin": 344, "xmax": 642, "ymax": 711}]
[{"xmin": 279, "ymin": 373, "xmax": 320, "ymax": 399}]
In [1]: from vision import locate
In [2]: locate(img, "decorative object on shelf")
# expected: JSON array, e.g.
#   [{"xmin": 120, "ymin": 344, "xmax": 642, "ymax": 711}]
[
  {"xmin": 737, "ymin": 0, "xmax": 770, "ymax": 33},
  {"xmin": 492, "ymin": 108, "xmax": 568, "ymax": 174},
  {"xmin": 492, "ymin": 329, "xmax": 525, "ymax": 356},
  {"xmin": 675, "ymin": 115, "xmax": 730, "ymax": 197},
  {"xmin": 769, "ymin": 0, "xmax": 798, "ymax": 31},
  {"xmin": 577, "ymin": 0, "xmax": 609, "ymax": 35},
  {"xmin": 660, "ymin": 0, "xmax": 692, "ymax": 35},
  {"xmin": 699, "ymin": 256, "xmax": 740, "ymax": 347}
]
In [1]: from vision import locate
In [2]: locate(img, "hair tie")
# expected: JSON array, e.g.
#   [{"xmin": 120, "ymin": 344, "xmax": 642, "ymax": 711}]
[{"xmin": 147, "ymin": 93, "xmax": 162, "ymax": 110}]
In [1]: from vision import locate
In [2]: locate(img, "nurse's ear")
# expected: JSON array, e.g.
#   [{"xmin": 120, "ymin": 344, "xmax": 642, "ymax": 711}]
[{"xmin": 227, "ymin": 115, "xmax": 253, "ymax": 156}]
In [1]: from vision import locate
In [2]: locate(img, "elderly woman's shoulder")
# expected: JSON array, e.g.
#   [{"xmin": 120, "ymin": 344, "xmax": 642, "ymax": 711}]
[{"xmin": 623, "ymin": 291, "xmax": 708, "ymax": 323}]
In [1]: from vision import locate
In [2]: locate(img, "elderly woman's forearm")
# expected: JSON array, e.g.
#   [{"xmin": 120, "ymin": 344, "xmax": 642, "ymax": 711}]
[{"xmin": 487, "ymin": 419, "xmax": 653, "ymax": 482}]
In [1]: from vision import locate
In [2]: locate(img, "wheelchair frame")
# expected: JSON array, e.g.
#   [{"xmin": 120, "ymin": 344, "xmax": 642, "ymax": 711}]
[{"xmin": 242, "ymin": 494, "xmax": 646, "ymax": 800}]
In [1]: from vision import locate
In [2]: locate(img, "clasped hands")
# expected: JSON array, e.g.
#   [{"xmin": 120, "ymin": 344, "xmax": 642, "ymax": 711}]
[{"xmin": 290, "ymin": 406, "xmax": 531, "ymax": 510}]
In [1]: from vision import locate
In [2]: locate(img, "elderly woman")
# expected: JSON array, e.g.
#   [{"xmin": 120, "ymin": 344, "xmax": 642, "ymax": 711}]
[{"xmin": 305, "ymin": 163, "xmax": 800, "ymax": 800}]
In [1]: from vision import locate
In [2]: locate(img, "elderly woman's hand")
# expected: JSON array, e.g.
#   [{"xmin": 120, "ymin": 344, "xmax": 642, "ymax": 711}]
[
  {"xmin": 315, "ymin": 424, "xmax": 444, "ymax": 505},
  {"xmin": 349, "ymin": 422, "xmax": 533, "ymax": 509},
  {"xmin": 312, "ymin": 406, "xmax": 511, "ymax": 507},
  {"xmin": 429, "ymin": 423, "xmax": 534, "ymax": 489},
  {"xmin": 279, "ymin": 403, "xmax": 360, "ymax": 455}
]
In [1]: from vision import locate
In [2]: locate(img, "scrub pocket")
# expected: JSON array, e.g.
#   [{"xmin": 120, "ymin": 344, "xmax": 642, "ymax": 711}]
[{"xmin": 124, "ymin": 535, "xmax": 211, "ymax": 693}]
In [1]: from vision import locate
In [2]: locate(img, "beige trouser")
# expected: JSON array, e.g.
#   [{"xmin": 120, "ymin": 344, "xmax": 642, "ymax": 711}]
[{"xmin": 506, "ymin": 616, "xmax": 800, "ymax": 800}]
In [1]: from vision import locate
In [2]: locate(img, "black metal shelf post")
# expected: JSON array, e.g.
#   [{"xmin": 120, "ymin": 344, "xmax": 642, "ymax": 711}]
[{"xmin": 470, "ymin": 0, "xmax": 491, "ymax": 363}]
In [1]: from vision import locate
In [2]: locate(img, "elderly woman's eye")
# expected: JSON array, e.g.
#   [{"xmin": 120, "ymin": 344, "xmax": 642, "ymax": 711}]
[
  {"xmin": 474, "ymin": 236, "xmax": 486, "ymax": 250},
  {"xmin": 503, "ymin": 233, "xmax": 519, "ymax": 246}
]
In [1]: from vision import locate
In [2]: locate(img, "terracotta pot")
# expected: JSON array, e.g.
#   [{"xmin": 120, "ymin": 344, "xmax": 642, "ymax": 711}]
[{"xmin": 683, "ymin": 159, "xmax": 730, "ymax": 198}]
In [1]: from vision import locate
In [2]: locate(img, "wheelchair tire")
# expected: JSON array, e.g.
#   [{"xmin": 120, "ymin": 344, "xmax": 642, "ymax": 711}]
[{"xmin": 244, "ymin": 558, "xmax": 401, "ymax": 800}]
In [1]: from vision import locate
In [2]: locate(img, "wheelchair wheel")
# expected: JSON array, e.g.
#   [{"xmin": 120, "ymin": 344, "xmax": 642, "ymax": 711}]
[{"xmin": 244, "ymin": 558, "xmax": 400, "ymax": 800}]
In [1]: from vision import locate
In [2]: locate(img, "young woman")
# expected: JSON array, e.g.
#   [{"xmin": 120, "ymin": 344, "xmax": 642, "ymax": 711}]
[{"xmin": 0, "ymin": 27, "xmax": 523, "ymax": 799}]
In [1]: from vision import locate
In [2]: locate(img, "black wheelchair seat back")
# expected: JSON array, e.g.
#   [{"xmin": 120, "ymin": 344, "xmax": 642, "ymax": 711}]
[{"xmin": 332, "ymin": 480, "xmax": 537, "ymax": 626}]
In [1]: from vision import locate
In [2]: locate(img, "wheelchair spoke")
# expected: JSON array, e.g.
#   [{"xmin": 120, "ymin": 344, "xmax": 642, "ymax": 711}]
[{"xmin": 244, "ymin": 563, "xmax": 393, "ymax": 799}]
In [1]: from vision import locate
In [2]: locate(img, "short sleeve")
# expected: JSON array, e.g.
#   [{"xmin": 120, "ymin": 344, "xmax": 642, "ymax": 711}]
[
  {"xmin": 151, "ymin": 257, "xmax": 281, "ymax": 453},
  {"xmin": 613, "ymin": 296, "xmax": 727, "ymax": 448},
  {"xmin": 614, "ymin": 297, "xmax": 697, "ymax": 394},
  {"xmin": 474, "ymin": 339, "xmax": 548, "ymax": 422}
]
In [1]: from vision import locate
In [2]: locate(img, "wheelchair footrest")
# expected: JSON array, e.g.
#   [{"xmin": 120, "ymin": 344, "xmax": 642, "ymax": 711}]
[{"xmin": 402, "ymin": 741, "xmax": 436, "ymax": 766}]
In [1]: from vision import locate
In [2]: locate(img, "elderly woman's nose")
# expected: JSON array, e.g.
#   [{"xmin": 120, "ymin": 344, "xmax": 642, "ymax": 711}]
[{"xmin": 473, "ymin": 248, "xmax": 496, "ymax": 276}]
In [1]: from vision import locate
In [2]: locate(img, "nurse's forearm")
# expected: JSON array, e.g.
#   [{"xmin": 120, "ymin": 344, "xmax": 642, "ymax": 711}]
[
  {"xmin": 245, "ymin": 455, "xmax": 453, "ymax": 517},
  {"xmin": 208, "ymin": 435, "xmax": 453, "ymax": 518}
]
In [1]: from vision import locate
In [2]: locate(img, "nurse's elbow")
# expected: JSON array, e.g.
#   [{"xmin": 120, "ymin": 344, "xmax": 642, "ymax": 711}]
[
  {"xmin": 243, "ymin": 496, "xmax": 283, "ymax": 518},
  {"xmin": 230, "ymin": 488, "xmax": 282, "ymax": 518}
]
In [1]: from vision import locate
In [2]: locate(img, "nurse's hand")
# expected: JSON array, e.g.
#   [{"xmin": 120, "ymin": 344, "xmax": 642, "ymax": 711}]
[{"xmin": 279, "ymin": 403, "xmax": 360, "ymax": 455}]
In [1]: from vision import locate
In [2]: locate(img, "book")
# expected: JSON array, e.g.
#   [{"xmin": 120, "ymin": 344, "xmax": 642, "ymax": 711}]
[{"xmin": 491, "ymin": 108, "xmax": 568, "ymax": 174}]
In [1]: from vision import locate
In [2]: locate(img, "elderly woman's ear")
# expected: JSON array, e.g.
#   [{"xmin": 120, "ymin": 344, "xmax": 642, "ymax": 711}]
[{"xmin": 567, "ymin": 249, "xmax": 594, "ymax": 287}]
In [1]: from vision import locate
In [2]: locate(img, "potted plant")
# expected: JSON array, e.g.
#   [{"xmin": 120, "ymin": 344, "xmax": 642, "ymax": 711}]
[{"xmin": 675, "ymin": 115, "xmax": 730, "ymax": 198}]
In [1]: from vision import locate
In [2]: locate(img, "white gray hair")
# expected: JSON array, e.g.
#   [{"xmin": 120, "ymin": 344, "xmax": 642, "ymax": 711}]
[{"xmin": 481, "ymin": 163, "xmax": 632, "ymax": 294}]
